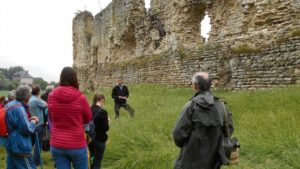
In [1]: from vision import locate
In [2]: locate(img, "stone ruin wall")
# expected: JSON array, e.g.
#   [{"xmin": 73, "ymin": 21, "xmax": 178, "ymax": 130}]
[
  {"xmin": 73, "ymin": 0, "xmax": 300, "ymax": 90},
  {"xmin": 208, "ymin": 0, "xmax": 300, "ymax": 47}
]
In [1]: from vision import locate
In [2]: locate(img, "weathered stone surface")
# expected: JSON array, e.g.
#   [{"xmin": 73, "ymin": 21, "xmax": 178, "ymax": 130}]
[{"xmin": 73, "ymin": 0, "xmax": 300, "ymax": 91}]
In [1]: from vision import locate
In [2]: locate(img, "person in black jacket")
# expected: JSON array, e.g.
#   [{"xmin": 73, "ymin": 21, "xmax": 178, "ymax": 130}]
[
  {"xmin": 112, "ymin": 78, "xmax": 135, "ymax": 119},
  {"xmin": 89, "ymin": 93, "xmax": 109, "ymax": 169},
  {"xmin": 173, "ymin": 72, "xmax": 235, "ymax": 169}
]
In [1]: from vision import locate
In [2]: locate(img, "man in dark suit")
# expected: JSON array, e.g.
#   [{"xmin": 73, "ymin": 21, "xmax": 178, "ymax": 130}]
[{"xmin": 112, "ymin": 78, "xmax": 135, "ymax": 119}]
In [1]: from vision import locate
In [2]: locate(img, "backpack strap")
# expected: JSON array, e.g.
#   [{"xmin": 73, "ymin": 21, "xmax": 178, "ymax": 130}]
[
  {"xmin": 220, "ymin": 100, "xmax": 230, "ymax": 137},
  {"xmin": 92, "ymin": 109, "xmax": 101, "ymax": 121}
]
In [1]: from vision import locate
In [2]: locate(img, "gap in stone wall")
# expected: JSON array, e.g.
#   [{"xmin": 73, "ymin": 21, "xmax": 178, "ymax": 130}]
[
  {"xmin": 200, "ymin": 11, "xmax": 211, "ymax": 43},
  {"xmin": 145, "ymin": 0, "xmax": 151, "ymax": 10}
]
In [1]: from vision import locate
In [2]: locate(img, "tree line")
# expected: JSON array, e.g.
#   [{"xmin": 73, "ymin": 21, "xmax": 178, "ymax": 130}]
[{"xmin": 0, "ymin": 66, "xmax": 55, "ymax": 90}]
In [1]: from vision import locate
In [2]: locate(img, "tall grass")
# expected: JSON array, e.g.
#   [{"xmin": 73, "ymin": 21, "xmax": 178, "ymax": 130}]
[{"xmin": 1, "ymin": 85, "xmax": 299, "ymax": 169}]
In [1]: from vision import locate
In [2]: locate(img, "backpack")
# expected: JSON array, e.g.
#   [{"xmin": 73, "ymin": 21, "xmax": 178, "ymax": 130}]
[
  {"xmin": 220, "ymin": 101, "xmax": 240, "ymax": 165},
  {"xmin": 84, "ymin": 111, "xmax": 100, "ymax": 142},
  {"xmin": 0, "ymin": 104, "xmax": 22, "ymax": 137}
]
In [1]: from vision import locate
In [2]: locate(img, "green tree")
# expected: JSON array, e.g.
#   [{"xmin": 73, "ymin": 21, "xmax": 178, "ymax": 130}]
[
  {"xmin": 7, "ymin": 80, "xmax": 19, "ymax": 90},
  {"xmin": 0, "ymin": 66, "xmax": 26, "ymax": 90},
  {"xmin": 0, "ymin": 71, "xmax": 6, "ymax": 90},
  {"xmin": 33, "ymin": 78, "xmax": 48, "ymax": 90},
  {"xmin": 2, "ymin": 66, "xmax": 25, "ymax": 80},
  {"xmin": 49, "ymin": 81, "xmax": 57, "ymax": 86}
]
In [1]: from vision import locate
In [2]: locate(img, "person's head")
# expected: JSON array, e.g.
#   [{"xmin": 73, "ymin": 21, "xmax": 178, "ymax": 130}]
[
  {"xmin": 60, "ymin": 67, "xmax": 79, "ymax": 89},
  {"xmin": 117, "ymin": 77, "xmax": 124, "ymax": 86},
  {"xmin": 92, "ymin": 93, "xmax": 105, "ymax": 107},
  {"xmin": 31, "ymin": 84, "xmax": 41, "ymax": 96},
  {"xmin": 16, "ymin": 85, "xmax": 32, "ymax": 104},
  {"xmin": 0, "ymin": 96, "xmax": 6, "ymax": 103},
  {"xmin": 7, "ymin": 90, "xmax": 16, "ymax": 101},
  {"xmin": 191, "ymin": 72, "xmax": 212, "ymax": 93}
]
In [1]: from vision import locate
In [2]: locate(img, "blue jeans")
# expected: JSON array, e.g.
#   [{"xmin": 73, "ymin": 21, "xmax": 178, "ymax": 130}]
[
  {"xmin": 89, "ymin": 141, "xmax": 106, "ymax": 169},
  {"xmin": 33, "ymin": 125, "xmax": 43, "ymax": 166},
  {"xmin": 6, "ymin": 150, "xmax": 36, "ymax": 169},
  {"xmin": 50, "ymin": 146, "xmax": 88, "ymax": 169},
  {"xmin": 0, "ymin": 136, "xmax": 7, "ymax": 148}
]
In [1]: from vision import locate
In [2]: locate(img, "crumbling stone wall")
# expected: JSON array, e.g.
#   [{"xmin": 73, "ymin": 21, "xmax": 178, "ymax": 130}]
[
  {"xmin": 207, "ymin": 0, "xmax": 300, "ymax": 47},
  {"xmin": 88, "ymin": 37, "xmax": 300, "ymax": 90},
  {"xmin": 73, "ymin": 0, "xmax": 300, "ymax": 90}
]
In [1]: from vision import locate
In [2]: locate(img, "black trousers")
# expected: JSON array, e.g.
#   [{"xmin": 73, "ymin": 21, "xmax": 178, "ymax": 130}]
[
  {"xmin": 114, "ymin": 103, "xmax": 135, "ymax": 118},
  {"xmin": 89, "ymin": 141, "xmax": 106, "ymax": 169}
]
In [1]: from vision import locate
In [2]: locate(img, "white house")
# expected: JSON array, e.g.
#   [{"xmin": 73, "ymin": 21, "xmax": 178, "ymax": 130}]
[{"xmin": 13, "ymin": 71, "xmax": 34, "ymax": 85}]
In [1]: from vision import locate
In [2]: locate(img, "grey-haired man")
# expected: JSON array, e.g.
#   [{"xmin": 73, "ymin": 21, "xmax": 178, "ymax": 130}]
[
  {"xmin": 173, "ymin": 72, "xmax": 234, "ymax": 169},
  {"xmin": 6, "ymin": 85, "xmax": 39, "ymax": 169}
]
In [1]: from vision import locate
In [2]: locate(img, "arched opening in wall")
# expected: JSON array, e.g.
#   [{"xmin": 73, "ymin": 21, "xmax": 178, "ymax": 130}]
[
  {"xmin": 200, "ymin": 11, "xmax": 211, "ymax": 43},
  {"xmin": 145, "ymin": 0, "xmax": 151, "ymax": 11}
]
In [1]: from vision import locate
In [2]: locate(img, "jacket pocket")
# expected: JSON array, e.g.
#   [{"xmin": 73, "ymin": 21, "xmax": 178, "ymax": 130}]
[{"xmin": 15, "ymin": 135, "xmax": 31, "ymax": 154}]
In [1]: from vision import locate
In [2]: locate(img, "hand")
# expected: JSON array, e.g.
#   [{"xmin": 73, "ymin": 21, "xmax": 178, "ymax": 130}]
[
  {"xmin": 30, "ymin": 116, "xmax": 39, "ymax": 124},
  {"xmin": 118, "ymin": 96, "xmax": 126, "ymax": 100}
]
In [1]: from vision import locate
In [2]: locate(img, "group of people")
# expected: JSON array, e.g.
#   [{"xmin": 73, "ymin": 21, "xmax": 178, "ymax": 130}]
[
  {"xmin": 1, "ymin": 67, "xmax": 120, "ymax": 169},
  {"xmin": 0, "ymin": 67, "xmax": 235, "ymax": 169}
]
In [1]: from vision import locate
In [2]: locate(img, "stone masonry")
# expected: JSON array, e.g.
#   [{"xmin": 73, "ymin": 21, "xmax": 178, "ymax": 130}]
[{"xmin": 73, "ymin": 0, "xmax": 300, "ymax": 90}]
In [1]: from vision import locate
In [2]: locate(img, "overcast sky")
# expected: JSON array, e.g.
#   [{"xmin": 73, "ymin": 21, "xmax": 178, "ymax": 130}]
[{"xmin": 0, "ymin": 0, "xmax": 210, "ymax": 82}]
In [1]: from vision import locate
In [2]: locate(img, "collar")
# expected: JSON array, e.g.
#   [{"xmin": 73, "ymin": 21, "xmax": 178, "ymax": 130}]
[
  {"xmin": 191, "ymin": 91, "xmax": 211, "ymax": 100},
  {"xmin": 19, "ymin": 101, "xmax": 29, "ymax": 109}
]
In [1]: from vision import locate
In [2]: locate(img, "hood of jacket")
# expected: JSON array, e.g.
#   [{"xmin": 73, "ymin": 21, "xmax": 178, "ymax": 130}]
[
  {"xmin": 51, "ymin": 86, "xmax": 82, "ymax": 103},
  {"xmin": 191, "ymin": 91, "xmax": 214, "ymax": 109}
]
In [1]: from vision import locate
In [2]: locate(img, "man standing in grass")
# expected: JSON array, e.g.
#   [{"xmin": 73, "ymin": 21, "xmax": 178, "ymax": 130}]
[
  {"xmin": 29, "ymin": 84, "xmax": 47, "ymax": 166},
  {"xmin": 112, "ymin": 78, "xmax": 135, "ymax": 119},
  {"xmin": 6, "ymin": 85, "xmax": 39, "ymax": 169},
  {"xmin": 173, "ymin": 72, "xmax": 234, "ymax": 169}
]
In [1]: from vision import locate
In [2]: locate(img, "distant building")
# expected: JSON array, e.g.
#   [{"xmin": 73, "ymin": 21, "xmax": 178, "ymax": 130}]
[{"xmin": 13, "ymin": 71, "xmax": 34, "ymax": 85}]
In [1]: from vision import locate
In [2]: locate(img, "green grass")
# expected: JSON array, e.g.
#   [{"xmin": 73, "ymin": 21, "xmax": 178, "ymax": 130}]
[
  {"xmin": 0, "ymin": 90, "xmax": 8, "ymax": 96},
  {"xmin": 1, "ymin": 85, "xmax": 300, "ymax": 169}
]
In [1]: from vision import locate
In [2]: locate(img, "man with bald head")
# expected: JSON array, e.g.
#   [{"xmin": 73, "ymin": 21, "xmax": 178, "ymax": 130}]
[{"xmin": 173, "ymin": 72, "xmax": 234, "ymax": 169}]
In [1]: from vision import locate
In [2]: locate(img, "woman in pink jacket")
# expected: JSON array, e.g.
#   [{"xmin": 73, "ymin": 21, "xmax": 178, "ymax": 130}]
[{"xmin": 48, "ymin": 67, "xmax": 92, "ymax": 169}]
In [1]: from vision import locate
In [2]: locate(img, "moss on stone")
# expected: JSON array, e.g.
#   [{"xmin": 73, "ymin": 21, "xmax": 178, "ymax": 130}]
[
  {"xmin": 230, "ymin": 44, "xmax": 261, "ymax": 54},
  {"xmin": 291, "ymin": 27, "xmax": 300, "ymax": 37}
]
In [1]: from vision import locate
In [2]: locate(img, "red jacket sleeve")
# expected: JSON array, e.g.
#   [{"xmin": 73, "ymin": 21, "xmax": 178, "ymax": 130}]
[{"xmin": 80, "ymin": 95, "xmax": 92, "ymax": 124}]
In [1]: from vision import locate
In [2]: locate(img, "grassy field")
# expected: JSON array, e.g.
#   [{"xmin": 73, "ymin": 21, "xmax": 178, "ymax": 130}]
[
  {"xmin": 0, "ymin": 90, "xmax": 8, "ymax": 97},
  {"xmin": 1, "ymin": 85, "xmax": 300, "ymax": 169}
]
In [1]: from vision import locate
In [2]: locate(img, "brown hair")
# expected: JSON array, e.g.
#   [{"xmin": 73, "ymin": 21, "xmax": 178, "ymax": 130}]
[
  {"xmin": 0, "ymin": 96, "xmax": 6, "ymax": 102},
  {"xmin": 59, "ymin": 67, "xmax": 79, "ymax": 89},
  {"xmin": 92, "ymin": 93, "xmax": 105, "ymax": 105},
  {"xmin": 31, "ymin": 84, "xmax": 41, "ymax": 95}
]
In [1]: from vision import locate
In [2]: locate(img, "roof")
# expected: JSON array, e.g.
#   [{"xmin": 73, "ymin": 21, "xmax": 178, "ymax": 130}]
[{"xmin": 14, "ymin": 71, "xmax": 33, "ymax": 78}]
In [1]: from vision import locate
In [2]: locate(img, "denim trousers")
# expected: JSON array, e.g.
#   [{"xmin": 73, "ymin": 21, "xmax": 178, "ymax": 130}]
[
  {"xmin": 0, "ymin": 136, "xmax": 7, "ymax": 148},
  {"xmin": 50, "ymin": 146, "xmax": 88, "ymax": 169},
  {"xmin": 6, "ymin": 150, "xmax": 36, "ymax": 169},
  {"xmin": 89, "ymin": 141, "xmax": 106, "ymax": 169},
  {"xmin": 32, "ymin": 125, "xmax": 44, "ymax": 166}
]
